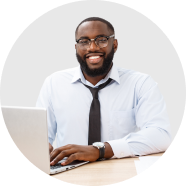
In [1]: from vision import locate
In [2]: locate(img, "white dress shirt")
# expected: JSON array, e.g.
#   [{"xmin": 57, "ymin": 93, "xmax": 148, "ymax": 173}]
[{"xmin": 36, "ymin": 63, "xmax": 172, "ymax": 158}]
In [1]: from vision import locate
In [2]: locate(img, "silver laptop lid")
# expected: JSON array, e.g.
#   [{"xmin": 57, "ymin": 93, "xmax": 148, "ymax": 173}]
[{"xmin": 1, "ymin": 106, "xmax": 50, "ymax": 174}]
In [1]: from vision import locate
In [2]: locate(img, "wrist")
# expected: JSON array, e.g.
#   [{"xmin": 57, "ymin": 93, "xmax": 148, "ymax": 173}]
[
  {"xmin": 92, "ymin": 142, "xmax": 105, "ymax": 160},
  {"xmin": 104, "ymin": 142, "xmax": 114, "ymax": 159}
]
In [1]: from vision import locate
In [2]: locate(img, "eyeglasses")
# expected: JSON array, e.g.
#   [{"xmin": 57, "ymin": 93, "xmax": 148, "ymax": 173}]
[{"xmin": 76, "ymin": 34, "xmax": 115, "ymax": 50}]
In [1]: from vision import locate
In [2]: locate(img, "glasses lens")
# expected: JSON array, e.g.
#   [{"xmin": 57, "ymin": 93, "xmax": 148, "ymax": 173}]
[
  {"xmin": 96, "ymin": 37, "xmax": 108, "ymax": 48},
  {"xmin": 78, "ymin": 39, "xmax": 90, "ymax": 50}
]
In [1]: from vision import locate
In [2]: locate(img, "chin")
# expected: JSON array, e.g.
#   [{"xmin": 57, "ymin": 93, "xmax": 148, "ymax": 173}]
[{"xmin": 87, "ymin": 64, "xmax": 103, "ymax": 70}]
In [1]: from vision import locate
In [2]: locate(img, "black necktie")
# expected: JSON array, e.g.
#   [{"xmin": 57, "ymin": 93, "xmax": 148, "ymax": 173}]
[{"xmin": 82, "ymin": 78, "xmax": 112, "ymax": 145}]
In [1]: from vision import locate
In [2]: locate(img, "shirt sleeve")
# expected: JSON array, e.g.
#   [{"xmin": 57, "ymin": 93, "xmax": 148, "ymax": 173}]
[
  {"xmin": 106, "ymin": 76, "xmax": 172, "ymax": 158},
  {"xmin": 36, "ymin": 76, "xmax": 57, "ymax": 146}
]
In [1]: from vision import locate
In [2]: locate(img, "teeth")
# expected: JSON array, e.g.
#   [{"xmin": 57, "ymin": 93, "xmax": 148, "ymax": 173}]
[{"xmin": 89, "ymin": 56, "xmax": 100, "ymax": 59}]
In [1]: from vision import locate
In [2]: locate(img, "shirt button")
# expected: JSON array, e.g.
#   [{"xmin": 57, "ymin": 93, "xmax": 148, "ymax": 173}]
[{"xmin": 120, "ymin": 152, "xmax": 124, "ymax": 157}]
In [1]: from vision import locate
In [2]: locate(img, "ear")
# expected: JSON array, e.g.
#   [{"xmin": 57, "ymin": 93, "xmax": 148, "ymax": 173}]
[{"xmin": 113, "ymin": 39, "xmax": 118, "ymax": 53}]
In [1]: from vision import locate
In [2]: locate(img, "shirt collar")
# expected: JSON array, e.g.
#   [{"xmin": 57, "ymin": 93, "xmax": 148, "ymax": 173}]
[{"xmin": 71, "ymin": 63, "xmax": 120, "ymax": 85}]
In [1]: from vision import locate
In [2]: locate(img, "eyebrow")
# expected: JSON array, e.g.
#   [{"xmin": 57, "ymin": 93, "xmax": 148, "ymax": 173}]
[{"xmin": 78, "ymin": 34, "xmax": 108, "ymax": 40}]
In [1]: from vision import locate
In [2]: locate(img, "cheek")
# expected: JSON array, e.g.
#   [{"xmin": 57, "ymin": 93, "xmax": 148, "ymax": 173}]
[
  {"xmin": 104, "ymin": 51, "xmax": 109, "ymax": 58},
  {"xmin": 104, "ymin": 47, "xmax": 112, "ymax": 57},
  {"xmin": 76, "ymin": 48, "xmax": 85, "ymax": 57}
]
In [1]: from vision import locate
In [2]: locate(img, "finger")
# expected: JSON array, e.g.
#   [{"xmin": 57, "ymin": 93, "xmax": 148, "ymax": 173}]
[
  {"xmin": 61, "ymin": 153, "xmax": 81, "ymax": 166},
  {"xmin": 50, "ymin": 149, "xmax": 75, "ymax": 165},
  {"xmin": 50, "ymin": 147, "xmax": 69, "ymax": 162},
  {"xmin": 50, "ymin": 150, "xmax": 54, "ymax": 157},
  {"xmin": 50, "ymin": 148, "xmax": 61, "ymax": 162},
  {"xmin": 50, "ymin": 144, "xmax": 76, "ymax": 162}
]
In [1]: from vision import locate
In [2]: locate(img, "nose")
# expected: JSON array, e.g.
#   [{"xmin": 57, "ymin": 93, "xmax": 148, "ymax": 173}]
[{"xmin": 87, "ymin": 39, "xmax": 100, "ymax": 51}]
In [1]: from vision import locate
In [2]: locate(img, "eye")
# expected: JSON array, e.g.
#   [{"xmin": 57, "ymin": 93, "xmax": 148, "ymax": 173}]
[
  {"xmin": 97, "ymin": 37, "xmax": 107, "ymax": 43},
  {"xmin": 79, "ymin": 39, "xmax": 89, "ymax": 44}
]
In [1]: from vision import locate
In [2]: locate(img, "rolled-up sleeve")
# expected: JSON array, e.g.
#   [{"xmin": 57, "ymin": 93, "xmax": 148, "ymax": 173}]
[
  {"xmin": 36, "ymin": 77, "xmax": 57, "ymax": 145},
  {"xmin": 107, "ymin": 76, "xmax": 172, "ymax": 158}
]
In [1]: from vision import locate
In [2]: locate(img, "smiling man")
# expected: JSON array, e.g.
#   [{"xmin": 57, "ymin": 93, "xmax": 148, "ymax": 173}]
[{"xmin": 36, "ymin": 17, "xmax": 172, "ymax": 166}]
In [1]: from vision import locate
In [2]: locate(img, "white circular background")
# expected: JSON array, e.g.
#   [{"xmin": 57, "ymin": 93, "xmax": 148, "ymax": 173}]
[{"xmin": 1, "ymin": 1, "xmax": 185, "ymax": 140}]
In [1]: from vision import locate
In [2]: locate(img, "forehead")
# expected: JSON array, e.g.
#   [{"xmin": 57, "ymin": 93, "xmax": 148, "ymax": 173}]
[{"xmin": 76, "ymin": 21, "xmax": 111, "ymax": 39}]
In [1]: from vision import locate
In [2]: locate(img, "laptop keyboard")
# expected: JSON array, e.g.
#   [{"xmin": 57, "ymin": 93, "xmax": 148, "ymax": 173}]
[
  {"xmin": 50, "ymin": 160, "xmax": 86, "ymax": 170},
  {"xmin": 50, "ymin": 163, "xmax": 64, "ymax": 170}
]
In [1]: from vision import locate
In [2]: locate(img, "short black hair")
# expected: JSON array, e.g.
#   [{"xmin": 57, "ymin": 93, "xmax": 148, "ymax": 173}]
[{"xmin": 75, "ymin": 17, "xmax": 115, "ymax": 38}]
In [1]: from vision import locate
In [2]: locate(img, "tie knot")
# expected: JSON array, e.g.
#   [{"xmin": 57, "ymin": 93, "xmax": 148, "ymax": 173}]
[{"xmin": 82, "ymin": 78, "xmax": 112, "ymax": 99}]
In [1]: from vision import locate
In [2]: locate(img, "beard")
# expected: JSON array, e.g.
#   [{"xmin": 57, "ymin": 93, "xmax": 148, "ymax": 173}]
[{"xmin": 76, "ymin": 47, "xmax": 115, "ymax": 77}]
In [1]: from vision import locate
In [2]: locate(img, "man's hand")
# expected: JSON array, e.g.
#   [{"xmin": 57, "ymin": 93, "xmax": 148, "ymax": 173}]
[
  {"xmin": 50, "ymin": 144, "xmax": 99, "ymax": 166},
  {"xmin": 49, "ymin": 143, "xmax": 53, "ymax": 154}
]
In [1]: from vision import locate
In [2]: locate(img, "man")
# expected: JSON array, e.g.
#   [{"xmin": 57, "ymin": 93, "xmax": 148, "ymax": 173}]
[{"xmin": 36, "ymin": 17, "xmax": 171, "ymax": 166}]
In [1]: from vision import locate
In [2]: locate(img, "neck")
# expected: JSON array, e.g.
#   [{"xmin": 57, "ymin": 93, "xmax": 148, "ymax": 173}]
[{"xmin": 82, "ymin": 63, "xmax": 113, "ymax": 86}]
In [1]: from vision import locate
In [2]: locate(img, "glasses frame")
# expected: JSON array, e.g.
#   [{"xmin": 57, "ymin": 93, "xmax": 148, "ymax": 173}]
[{"xmin": 76, "ymin": 34, "xmax": 115, "ymax": 49}]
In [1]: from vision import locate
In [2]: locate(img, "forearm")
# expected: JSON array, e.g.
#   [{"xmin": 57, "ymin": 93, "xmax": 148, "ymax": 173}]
[
  {"xmin": 107, "ymin": 127, "xmax": 172, "ymax": 158},
  {"xmin": 127, "ymin": 127, "xmax": 172, "ymax": 156}
]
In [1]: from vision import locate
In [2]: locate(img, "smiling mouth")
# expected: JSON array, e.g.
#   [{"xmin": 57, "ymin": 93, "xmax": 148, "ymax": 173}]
[{"xmin": 86, "ymin": 55, "xmax": 104, "ymax": 64}]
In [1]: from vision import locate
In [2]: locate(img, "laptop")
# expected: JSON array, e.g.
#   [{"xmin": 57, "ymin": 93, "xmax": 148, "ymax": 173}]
[{"xmin": 1, "ymin": 106, "xmax": 89, "ymax": 174}]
